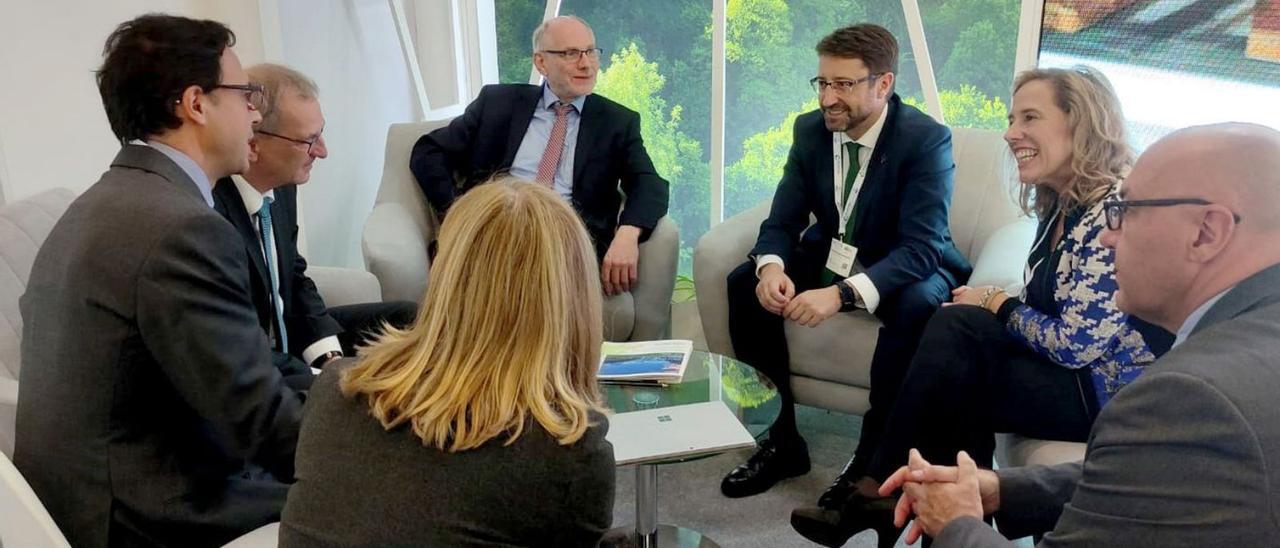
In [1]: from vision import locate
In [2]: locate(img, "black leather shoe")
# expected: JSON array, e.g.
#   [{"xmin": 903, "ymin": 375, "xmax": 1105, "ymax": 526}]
[
  {"xmin": 720, "ymin": 437, "xmax": 810, "ymax": 498},
  {"xmin": 791, "ymin": 493, "xmax": 900, "ymax": 548},
  {"xmin": 816, "ymin": 457, "xmax": 865, "ymax": 509}
]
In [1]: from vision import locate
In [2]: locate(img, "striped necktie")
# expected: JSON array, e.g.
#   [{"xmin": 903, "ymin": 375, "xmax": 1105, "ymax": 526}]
[
  {"xmin": 257, "ymin": 197, "xmax": 288, "ymax": 352},
  {"xmin": 535, "ymin": 101, "xmax": 574, "ymax": 187}
]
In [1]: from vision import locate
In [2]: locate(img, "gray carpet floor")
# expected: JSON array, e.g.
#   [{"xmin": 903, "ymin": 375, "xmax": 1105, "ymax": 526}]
[
  {"xmin": 608, "ymin": 303, "xmax": 1034, "ymax": 547},
  {"xmin": 609, "ymin": 406, "xmax": 908, "ymax": 548}
]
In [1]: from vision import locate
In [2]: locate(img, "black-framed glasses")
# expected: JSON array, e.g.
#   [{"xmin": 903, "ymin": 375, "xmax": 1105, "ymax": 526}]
[
  {"xmin": 256, "ymin": 129, "xmax": 323, "ymax": 154},
  {"xmin": 208, "ymin": 83, "xmax": 265, "ymax": 109},
  {"xmin": 539, "ymin": 47, "xmax": 603, "ymax": 62},
  {"xmin": 810, "ymin": 74, "xmax": 882, "ymax": 94},
  {"xmin": 1103, "ymin": 198, "xmax": 1243, "ymax": 231}
]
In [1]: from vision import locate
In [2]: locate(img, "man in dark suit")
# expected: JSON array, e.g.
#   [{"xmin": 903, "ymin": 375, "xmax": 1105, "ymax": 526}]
[
  {"xmin": 878, "ymin": 123, "xmax": 1280, "ymax": 547},
  {"xmin": 213, "ymin": 63, "xmax": 416, "ymax": 388},
  {"xmin": 720, "ymin": 24, "xmax": 971, "ymax": 499},
  {"xmin": 409, "ymin": 15, "xmax": 669, "ymax": 295},
  {"xmin": 15, "ymin": 15, "xmax": 303, "ymax": 547}
]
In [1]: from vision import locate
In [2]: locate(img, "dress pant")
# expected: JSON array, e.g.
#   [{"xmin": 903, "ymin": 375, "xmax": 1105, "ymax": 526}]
[
  {"xmin": 273, "ymin": 300, "xmax": 418, "ymax": 392},
  {"xmin": 725, "ymin": 249, "xmax": 951, "ymax": 453},
  {"xmin": 326, "ymin": 300, "xmax": 419, "ymax": 354},
  {"xmin": 866, "ymin": 305, "xmax": 1097, "ymax": 480}
]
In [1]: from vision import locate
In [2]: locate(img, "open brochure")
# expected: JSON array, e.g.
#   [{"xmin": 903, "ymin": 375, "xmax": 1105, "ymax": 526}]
[{"xmin": 598, "ymin": 339, "xmax": 693, "ymax": 384}]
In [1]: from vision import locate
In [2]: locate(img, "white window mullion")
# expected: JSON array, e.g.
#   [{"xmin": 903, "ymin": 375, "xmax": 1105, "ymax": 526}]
[
  {"xmin": 1014, "ymin": 0, "xmax": 1045, "ymax": 74},
  {"xmin": 900, "ymin": 0, "xmax": 944, "ymax": 124},
  {"xmin": 528, "ymin": 0, "xmax": 562, "ymax": 86},
  {"xmin": 709, "ymin": 0, "xmax": 727, "ymax": 226},
  {"xmin": 389, "ymin": 0, "xmax": 432, "ymax": 120},
  {"xmin": 257, "ymin": 0, "xmax": 284, "ymax": 62}
]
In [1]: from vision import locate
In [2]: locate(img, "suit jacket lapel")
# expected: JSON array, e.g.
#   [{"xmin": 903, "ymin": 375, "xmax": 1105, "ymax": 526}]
[
  {"xmin": 851, "ymin": 97, "xmax": 898, "ymax": 239},
  {"xmin": 573, "ymin": 94, "xmax": 602, "ymax": 192},
  {"xmin": 213, "ymin": 178, "xmax": 271, "ymax": 296},
  {"xmin": 269, "ymin": 191, "xmax": 294, "ymax": 310},
  {"xmin": 503, "ymin": 86, "xmax": 543, "ymax": 166},
  {"xmin": 1192, "ymin": 263, "xmax": 1280, "ymax": 337}
]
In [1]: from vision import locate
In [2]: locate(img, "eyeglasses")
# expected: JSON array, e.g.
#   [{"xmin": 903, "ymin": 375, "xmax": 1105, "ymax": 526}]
[
  {"xmin": 539, "ymin": 48, "xmax": 603, "ymax": 62},
  {"xmin": 256, "ymin": 129, "xmax": 323, "ymax": 154},
  {"xmin": 208, "ymin": 83, "xmax": 265, "ymax": 109},
  {"xmin": 810, "ymin": 74, "xmax": 882, "ymax": 94},
  {"xmin": 1103, "ymin": 198, "xmax": 1243, "ymax": 231}
]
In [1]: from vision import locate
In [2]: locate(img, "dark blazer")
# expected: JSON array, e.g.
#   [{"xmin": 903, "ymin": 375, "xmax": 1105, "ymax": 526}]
[
  {"xmin": 212, "ymin": 179, "xmax": 342, "ymax": 358},
  {"xmin": 410, "ymin": 83, "xmax": 670, "ymax": 258},
  {"xmin": 280, "ymin": 361, "xmax": 616, "ymax": 547},
  {"xmin": 14, "ymin": 145, "xmax": 304, "ymax": 548},
  {"xmin": 751, "ymin": 94, "xmax": 970, "ymax": 293},
  {"xmin": 936, "ymin": 263, "xmax": 1280, "ymax": 546}
]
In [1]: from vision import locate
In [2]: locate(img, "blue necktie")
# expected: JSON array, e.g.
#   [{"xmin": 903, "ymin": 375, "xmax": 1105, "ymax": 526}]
[{"xmin": 258, "ymin": 197, "xmax": 288, "ymax": 352}]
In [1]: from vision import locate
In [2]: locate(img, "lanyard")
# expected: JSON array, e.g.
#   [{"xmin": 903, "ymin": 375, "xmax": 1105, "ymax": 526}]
[{"xmin": 832, "ymin": 134, "xmax": 867, "ymax": 238}]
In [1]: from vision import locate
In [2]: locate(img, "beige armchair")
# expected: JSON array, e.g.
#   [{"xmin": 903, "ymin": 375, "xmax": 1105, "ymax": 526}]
[
  {"xmin": 361, "ymin": 120, "xmax": 679, "ymax": 341},
  {"xmin": 694, "ymin": 127, "xmax": 1084, "ymax": 467}
]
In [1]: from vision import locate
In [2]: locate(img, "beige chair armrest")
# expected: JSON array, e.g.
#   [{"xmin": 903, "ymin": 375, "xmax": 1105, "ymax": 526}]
[
  {"xmin": 628, "ymin": 216, "xmax": 679, "ymax": 341},
  {"xmin": 0, "ymin": 378, "xmax": 16, "ymax": 408},
  {"xmin": 307, "ymin": 266, "xmax": 382, "ymax": 307},
  {"xmin": 362, "ymin": 202, "xmax": 433, "ymax": 303},
  {"xmin": 968, "ymin": 217, "xmax": 1036, "ymax": 292},
  {"xmin": 221, "ymin": 522, "xmax": 279, "ymax": 548},
  {"xmin": 693, "ymin": 200, "xmax": 773, "ymax": 357}
]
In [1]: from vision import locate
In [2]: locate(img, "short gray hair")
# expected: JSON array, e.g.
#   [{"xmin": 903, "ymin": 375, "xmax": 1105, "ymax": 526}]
[
  {"xmin": 530, "ymin": 15, "xmax": 593, "ymax": 52},
  {"xmin": 246, "ymin": 63, "xmax": 319, "ymax": 133}
]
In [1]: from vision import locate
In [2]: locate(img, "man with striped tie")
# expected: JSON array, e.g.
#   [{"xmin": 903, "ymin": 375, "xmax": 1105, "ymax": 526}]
[
  {"xmin": 410, "ymin": 15, "xmax": 669, "ymax": 296},
  {"xmin": 214, "ymin": 63, "xmax": 416, "ymax": 390}
]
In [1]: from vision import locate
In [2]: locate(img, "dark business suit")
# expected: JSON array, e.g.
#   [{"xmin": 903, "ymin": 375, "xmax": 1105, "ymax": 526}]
[
  {"xmin": 212, "ymin": 179, "xmax": 416, "ymax": 385},
  {"xmin": 280, "ymin": 361, "xmax": 615, "ymax": 547},
  {"xmin": 936, "ymin": 263, "xmax": 1280, "ymax": 547},
  {"xmin": 410, "ymin": 83, "xmax": 669, "ymax": 259},
  {"xmin": 14, "ymin": 145, "xmax": 303, "ymax": 548},
  {"xmin": 729, "ymin": 95, "xmax": 971, "ymax": 456}
]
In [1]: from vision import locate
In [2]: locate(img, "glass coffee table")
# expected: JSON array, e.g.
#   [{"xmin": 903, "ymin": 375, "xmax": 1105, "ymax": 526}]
[{"xmin": 599, "ymin": 350, "xmax": 780, "ymax": 548}]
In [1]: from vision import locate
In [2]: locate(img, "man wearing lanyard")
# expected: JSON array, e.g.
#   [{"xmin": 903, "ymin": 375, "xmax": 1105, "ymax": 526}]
[{"xmin": 720, "ymin": 24, "xmax": 972, "ymax": 499}]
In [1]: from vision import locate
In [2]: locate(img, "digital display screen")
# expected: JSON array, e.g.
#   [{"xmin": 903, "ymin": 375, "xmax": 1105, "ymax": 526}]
[{"xmin": 1038, "ymin": 0, "xmax": 1280, "ymax": 150}]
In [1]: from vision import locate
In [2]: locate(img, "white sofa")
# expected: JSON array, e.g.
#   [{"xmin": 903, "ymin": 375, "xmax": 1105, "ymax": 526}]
[
  {"xmin": 693, "ymin": 127, "xmax": 1086, "ymax": 467},
  {"xmin": 360, "ymin": 120, "xmax": 681, "ymax": 341}
]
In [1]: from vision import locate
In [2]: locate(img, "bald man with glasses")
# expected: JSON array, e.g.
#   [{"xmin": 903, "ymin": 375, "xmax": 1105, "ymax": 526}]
[{"xmin": 880, "ymin": 123, "xmax": 1280, "ymax": 547}]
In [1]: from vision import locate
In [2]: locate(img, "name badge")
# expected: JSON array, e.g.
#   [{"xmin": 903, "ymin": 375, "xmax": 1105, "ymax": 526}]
[{"xmin": 826, "ymin": 238, "xmax": 858, "ymax": 279}]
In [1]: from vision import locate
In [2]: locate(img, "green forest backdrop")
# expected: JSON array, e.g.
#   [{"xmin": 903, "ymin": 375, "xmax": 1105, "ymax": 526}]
[{"xmin": 496, "ymin": 0, "xmax": 1019, "ymax": 273}]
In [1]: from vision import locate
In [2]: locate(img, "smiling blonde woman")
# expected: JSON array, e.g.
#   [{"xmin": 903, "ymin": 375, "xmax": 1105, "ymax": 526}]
[{"xmin": 280, "ymin": 178, "xmax": 615, "ymax": 547}]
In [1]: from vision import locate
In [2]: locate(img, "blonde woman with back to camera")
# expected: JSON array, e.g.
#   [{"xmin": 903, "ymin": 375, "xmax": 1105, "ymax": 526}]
[{"xmin": 279, "ymin": 178, "xmax": 615, "ymax": 547}]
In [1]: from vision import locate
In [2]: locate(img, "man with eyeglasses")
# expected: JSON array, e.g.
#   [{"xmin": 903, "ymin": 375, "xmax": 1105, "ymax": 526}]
[
  {"xmin": 878, "ymin": 123, "xmax": 1280, "ymax": 546},
  {"xmin": 720, "ymin": 23, "xmax": 972, "ymax": 500},
  {"xmin": 212, "ymin": 63, "xmax": 416, "ymax": 390},
  {"xmin": 410, "ymin": 15, "xmax": 668, "ymax": 297},
  {"xmin": 15, "ymin": 15, "xmax": 306, "ymax": 547}
]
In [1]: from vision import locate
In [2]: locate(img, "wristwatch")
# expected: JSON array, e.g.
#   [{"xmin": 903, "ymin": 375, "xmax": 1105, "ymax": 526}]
[
  {"xmin": 836, "ymin": 281, "xmax": 859, "ymax": 312},
  {"xmin": 310, "ymin": 350, "xmax": 344, "ymax": 368}
]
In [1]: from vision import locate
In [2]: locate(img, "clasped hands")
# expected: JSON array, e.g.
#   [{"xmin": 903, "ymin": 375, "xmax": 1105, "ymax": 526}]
[
  {"xmin": 755, "ymin": 264, "xmax": 841, "ymax": 327},
  {"xmin": 878, "ymin": 448, "xmax": 1001, "ymax": 544}
]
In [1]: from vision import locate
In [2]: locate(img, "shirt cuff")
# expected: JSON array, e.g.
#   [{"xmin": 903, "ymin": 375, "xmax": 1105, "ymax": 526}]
[
  {"xmin": 845, "ymin": 273, "xmax": 880, "ymax": 314},
  {"xmin": 302, "ymin": 336, "xmax": 343, "ymax": 366},
  {"xmin": 755, "ymin": 255, "xmax": 784, "ymax": 278}
]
